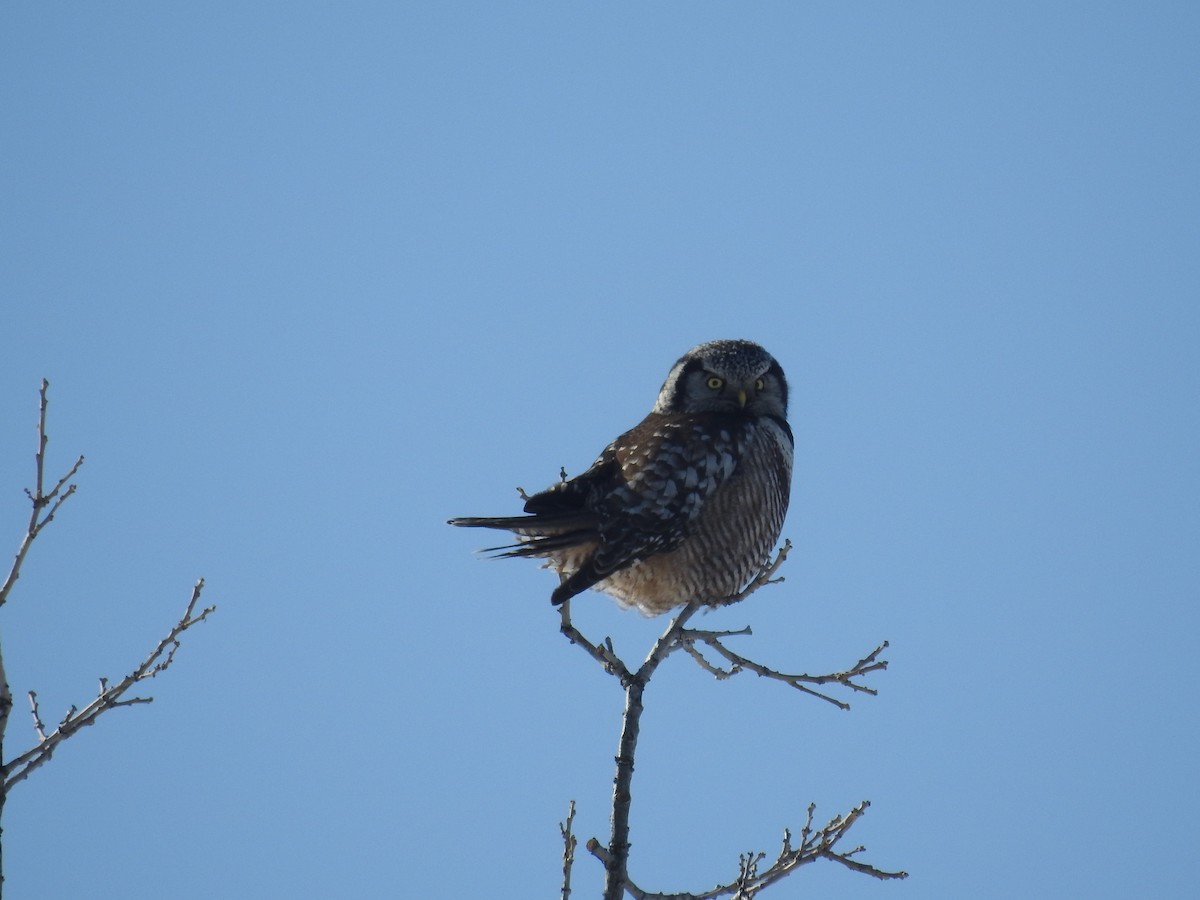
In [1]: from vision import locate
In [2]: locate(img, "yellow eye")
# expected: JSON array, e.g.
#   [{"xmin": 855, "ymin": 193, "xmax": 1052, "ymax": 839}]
[
  {"xmin": 755, "ymin": 377, "xmax": 765, "ymax": 391},
  {"xmin": 706, "ymin": 375, "xmax": 724, "ymax": 390}
]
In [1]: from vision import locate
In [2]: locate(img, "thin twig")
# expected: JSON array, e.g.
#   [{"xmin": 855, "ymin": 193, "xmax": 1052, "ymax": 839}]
[
  {"xmin": 724, "ymin": 539, "xmax": 792, "ymax": 605},
  {"xmin": 680, "ymin": 637, "xmax": 891, "ymax": 710},
  {"xmin": 560, "ymin": 799, "xmax": 578, "ymax": 900},
  {"xmin": 556, "ymin": 542, "xmax": 900, "ymax": 897},
  {"xmin": 594, "ymin": 800, "xmax": 907, "ymax": 900},
  {"xmin": 1, "ymin": 380, "xmax": 85, "ymax": 611},
  {"xmin": 2, "ymin": 580, "xmax": 216, "ymax": 790},
  {"xmin": 0, "ymin": 380, "xmax": 217, "ymax": 900},
  {"xmin": 26, "ymin": 691, "xmax": 46, "ymax": 742},
  {"xmin": 559, "ymin": 600, "xmax": 632, "ymax": 683}
]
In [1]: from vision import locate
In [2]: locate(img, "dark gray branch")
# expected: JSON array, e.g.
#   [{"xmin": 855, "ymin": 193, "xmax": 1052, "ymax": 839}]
[
  {"xmin": 2, "ymin": 580, "xmax": 215, "ymax": 791},
  {"xmin": 0, "ymin": 380, "xmax": 217, "ymax": 900},
  {"xmin": 680, "ymin": 635, "xmax": 891, "ymax": 710},
  {"xmin": 0, "ymin": 379, "xmax": 84, "ymax": 612},
  {"xmin": 557, "ymin": 541, "xmax": 900, "ymax": 897},
  {"xmin": 589, "ymin": 801, "xmax": 907, "ymax": 899}
]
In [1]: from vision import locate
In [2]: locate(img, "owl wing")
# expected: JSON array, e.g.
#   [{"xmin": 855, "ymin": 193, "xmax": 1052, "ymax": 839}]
[{"xmin": 544, "ymin": 413, "xmax": 742, "ymax": 602}]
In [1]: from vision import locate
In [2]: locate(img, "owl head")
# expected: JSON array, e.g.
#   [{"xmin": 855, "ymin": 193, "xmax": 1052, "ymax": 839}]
[{"xmin": 653, "ymin": 339, "xmax": 788, "ymax": 418}]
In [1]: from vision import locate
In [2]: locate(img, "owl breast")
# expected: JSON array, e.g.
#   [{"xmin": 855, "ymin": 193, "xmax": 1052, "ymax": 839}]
[{"xmin": 571, "ymin": 416, "xmax": 792, "ymax": 615}]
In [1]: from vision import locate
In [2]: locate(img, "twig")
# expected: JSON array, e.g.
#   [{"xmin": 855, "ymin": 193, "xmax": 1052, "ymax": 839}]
[
  {"xmin": 560, "ymin": 800, "xmax": 578, "ymax": 900},
  {"xmin": 591, "ymin": 801, "xmax": 907, "ymax": 899},
  {"xmin": 559, "ymin": 600, "xmax": 632, "ymax": 683},
  {"xmin": 680, "ymin": 637, "xmax": 891, "ymax": 710},
  {"xmin": 26, "ymin": 692, "xmax": 46, "ymax": 742},
  {"xmin": 0, "ymin": 380, "xmax": 87, "ymax": 897},
  {"xmin": 724, "ymin": 540, "xmax": 791, "ymax": 606},
  {"xmin": 0, "ymin": 380, "xmax": 85, "ymax": 611},
  {"xmin": 2, "ymin": 579, "xmax": 216, "ymax": 790},
  {"xmin": 557, "ymin": 542, "xmax": 899, "ymax": 896},
  {"xmin": 0, "ymin": 380, "xmax": 218, "ymax": 900}
]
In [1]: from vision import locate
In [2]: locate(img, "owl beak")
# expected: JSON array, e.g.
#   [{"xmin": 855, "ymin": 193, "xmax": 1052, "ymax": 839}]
[{"xmin": 737, "ymin": 389, "xmax": 748, "ymax": 408}]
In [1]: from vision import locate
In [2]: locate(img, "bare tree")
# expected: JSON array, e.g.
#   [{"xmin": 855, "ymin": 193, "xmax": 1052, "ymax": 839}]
[
  {"xmin": 556, "ymin": 542, "xmax": 907, "ymax": 898},
  {"xmin": 0, "ymin": 380, "xmax": 215, "ymax": 898}
]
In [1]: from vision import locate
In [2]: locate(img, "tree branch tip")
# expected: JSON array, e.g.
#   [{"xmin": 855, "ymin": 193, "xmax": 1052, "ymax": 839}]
[
  {"xmin": 560, "ymin": 798, "xmax": 577, "ymax": 829},
  {"xmin": 111, "ymin": 696, "xmax": 154, "ymax": 708},
  {"xmin": 188, "ymin": 603, "xmax": 217, "ymax": 625}
]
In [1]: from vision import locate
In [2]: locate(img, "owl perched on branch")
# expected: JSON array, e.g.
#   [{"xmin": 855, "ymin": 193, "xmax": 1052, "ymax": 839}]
[{"xmin": 450, "ymin": 339, "xmax": 793, "ymax": 616}]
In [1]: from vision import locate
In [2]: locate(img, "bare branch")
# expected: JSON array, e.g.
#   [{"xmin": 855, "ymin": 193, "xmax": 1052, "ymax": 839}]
[
  {"xmin": 679, "ymin": 636, "xmax": 891, "ymax": 710},
  {"xmin": 26, "ymin": 691, "xmax": 46, "ymax": 742},
  {"xmin": 2, "ymin": 579, "xmax": 216, "ymax": 790},
  {"xmin": 555, "ymin": 543, "xmax": 900, "ymax": 897},
  {"xmin": 0, "ymin": 643, "xmax": 12, "ymax": 760},
  {"xmin": 1, "ymin": 380, "xmax": 85, "ymax": 611},
  {"xmin": 559, "ymin": 600, "xmax": 633, "ymax": 684},
  {"xmin": 723, "ymin": 539, "xmax": 792, "ymax": 606},
  {"xmin": 0, "ymin": 379, "xmax": 220, "ymax": 899},
  {"xmin": 557, "ymin": 542, "xmax": 790, "ymax": 686},
  {"xmin": 679, "ymin": 640, "xmax": 732, "ymax": 679},
  {"xmin": 592, "ymin": 801, "xmax": 906, "ymax": 900},
  {"xmin": 560, "ymin": 799, "xmax": 578, "ymax": 900}
]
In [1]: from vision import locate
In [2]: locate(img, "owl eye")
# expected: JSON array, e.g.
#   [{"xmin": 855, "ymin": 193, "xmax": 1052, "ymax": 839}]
[
  {"xmin": 755, "ymin": 377, "xmax": 765, "ymax": 391},
  {"xmin": 706, "ymin": 375, "xmax": 724, "ymax": 390}
]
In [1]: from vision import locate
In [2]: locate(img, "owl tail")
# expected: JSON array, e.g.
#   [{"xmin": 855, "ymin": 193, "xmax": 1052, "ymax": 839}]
[{"xmin": 447, "ymin": 513, "xmax": 597, "ymax": 562}]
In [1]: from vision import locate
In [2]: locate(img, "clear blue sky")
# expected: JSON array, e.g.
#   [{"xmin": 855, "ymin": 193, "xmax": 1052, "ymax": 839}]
[{"xmin": 2, "ymin": 5, "xmax": 1197, "ymax": 898}]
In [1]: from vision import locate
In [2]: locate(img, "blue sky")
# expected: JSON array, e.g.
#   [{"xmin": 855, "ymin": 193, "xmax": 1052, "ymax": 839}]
[{"xmin": 2, "ymin": 4, "xmax": 1197, "ymax": 898}]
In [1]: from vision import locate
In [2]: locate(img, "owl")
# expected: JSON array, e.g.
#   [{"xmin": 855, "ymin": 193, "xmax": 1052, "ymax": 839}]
[{"xmin": 449, "ymin": 339, "xmax": 793, "ymax": 616}]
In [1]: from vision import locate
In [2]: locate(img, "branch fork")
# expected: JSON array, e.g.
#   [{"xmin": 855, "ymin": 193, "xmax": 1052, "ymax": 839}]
[
  {"xmin": 555, "ymin": 542, "xmax": 902, "ymax": 897},
  {"xmin": 0, "ymin": 380, "xmax": 217, "ymax": 799}
]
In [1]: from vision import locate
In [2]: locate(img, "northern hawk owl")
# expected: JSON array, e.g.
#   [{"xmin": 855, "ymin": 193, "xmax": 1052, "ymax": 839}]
[{"xmin": 450, "ymin": 339, "xmax": 793, "ymax": 616}]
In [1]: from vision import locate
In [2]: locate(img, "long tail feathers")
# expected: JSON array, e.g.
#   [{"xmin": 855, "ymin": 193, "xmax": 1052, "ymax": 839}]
[
  {"xmin": 448, "ymin": 513, "xmax": 596, "ymax": 561},
  {"xmin": 448, "ymin": 515, "xmax": 529, "ymax": 530}
]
